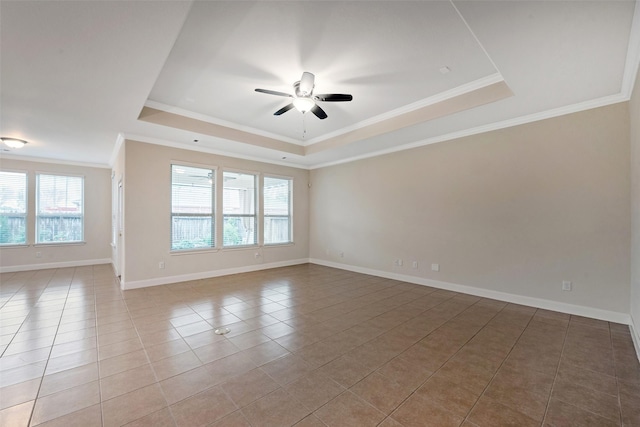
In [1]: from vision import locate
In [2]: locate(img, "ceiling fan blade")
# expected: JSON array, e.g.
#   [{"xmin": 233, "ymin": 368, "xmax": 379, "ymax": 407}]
[
  {"xmin": 311, "ymin": 104, "xmax": 327, "ymax": 120},
  {"xmin": 255, "ymin": 88, "xmax": 293, "ymax": 98},
  {"xmin": 298, "ymin": 72, "xmax": 315, "ymax": 96},
  {"xmin": 314, "ymin": 93, "xmax": 353, "ymax": 102},
  {"xmin": 274, "ymin": 103, "xmax": 294, "ymax": 116}
]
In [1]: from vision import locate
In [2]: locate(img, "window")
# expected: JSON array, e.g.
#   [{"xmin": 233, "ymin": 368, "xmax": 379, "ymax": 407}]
[
  {"xmin": 36, "ymin": 174, "xmax": 84, "ymax": 243},
  {"xmin": 264, "ymin": 176, "xmax": 292, "ymax": 244},
  {"xmin": 171, "ymin": 165, "xmax": 215, "ymax": 251},
  {"xmin": 223, "ymin": 171, "xmax": 256, "ymax": 247},
  {"xmin": 0, "ymin": 171, "xmax": 27, "ymax": 245}
]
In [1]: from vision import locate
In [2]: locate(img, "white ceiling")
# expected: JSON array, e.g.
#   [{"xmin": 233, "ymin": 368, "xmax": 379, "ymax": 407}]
[{"xmin": 1, "ymin": 1, "xmax": 638, "ymax": 169}]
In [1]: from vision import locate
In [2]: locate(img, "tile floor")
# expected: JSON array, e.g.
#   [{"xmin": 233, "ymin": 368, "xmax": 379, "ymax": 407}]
[{"xmin": 0, "ymin": 263, "xmax": 639, "ymax": 427}]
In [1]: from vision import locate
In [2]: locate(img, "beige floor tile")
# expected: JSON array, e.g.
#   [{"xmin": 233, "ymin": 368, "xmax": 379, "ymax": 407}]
[
  {"xmin": 0, "ymin": 378, "xmax": 41, "ymax": 410},
  {"xmin": 543, "ymin": 398, "xmax": 619, "ymax": 427},
  {"xmin": 159, "ymin": 365, "xmax": 216, "ymax": 405},
  {"xmin": 44, "ymin": 349, "xmax": 97, "ymax": 375},
  {"xmin": 1, "ymin": 264, "xmax": 639, "ymax": 427},
  {"xmin": 170, "ymin": 386, "xmax": 237, "ymax": 427},
  {"xmin": 240, "ymin": 340, "xmax": 290, "ymax": 366},
  {"xmin": 260, "ymin": 353, "xmax": 314, "ymax": 386},
  {"xmin": 151, "ymin": 350, "xmax": 202, "ymax": 381},
  {"xmin": 285, "ymin": 370, "xmax": 345, "ymax": 411},
  {"xmin": 314, "ymin": 391, "xmax": 385, "ymax": 427},
  {"xmin": 209, "ymin": 410, "xmax": 251, "ymax": 427},
  {"xmin": 350, "ymin": 372, "xmax": 414, "ymax": 415},
  {"xmin": 193, "ymin": 339, "xmax": 240, "ymax": 364},
  {"xmin": 31, "ymin": 380, "xmax": 100, "ymax": 425},
  {"xmin": 241, "ymin": 388, "xmax": 309, "ymax": 427},
  {"xmin": 99, "ymin": 348, "xmax": 148, "ymax": 377},
  {"xmin": 102, "ymin": 383, "xmax": 168, "ymax": 427},
  {"xmin": 34, "ymin": 403, "xmax": 102, "ymax": 427},
  {"xmin": 39, "ymin": 362, "xmax": 99, "ymax": 396},
  {"xmin": 0, "ymin": 363, "xmax": 46, "ymax": 387},
  {"xmin": 467, "ymin": 395, "xmax": 539, "ymax": 427},
  {"xmin": 551, "ymin": 377, "xmax": 621, "ymax": 423},
  {"xmin": 227, "ymin": 330, "xmax": 272, "ymax": 351},
  {"xmin": 221, "ymin": 368, "xmax": 280, "ymax": 408},
  {"xmin": 100, "ymin": 363, "xmax": 157, "ymax": 401},
  {"xmin": 145, "ymin": 338, "xmax": 191, "ymax": 362},
  {"xmin": 0, "ymin": 400, "xmax": 34, "ymax": 427},
  {"xmin": 123, "ymin": 407, "xmax": 176, "ymax": 427}
]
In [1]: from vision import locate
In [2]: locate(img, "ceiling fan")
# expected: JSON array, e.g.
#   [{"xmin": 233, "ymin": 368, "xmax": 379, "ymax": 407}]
[{"xmin": 255, "ymin": 72, "xmax": 352, "ymax": 120}]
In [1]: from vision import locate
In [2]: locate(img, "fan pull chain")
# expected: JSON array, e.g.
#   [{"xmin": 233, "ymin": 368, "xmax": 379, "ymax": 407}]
[{"xmin": 302, "ymin": 113, "xmax": 307, "ymax": 140}]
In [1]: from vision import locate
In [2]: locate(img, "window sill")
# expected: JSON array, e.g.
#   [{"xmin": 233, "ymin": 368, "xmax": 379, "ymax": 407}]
[
  {"xmin": 263, "ymin": 242, "xmax": 295, "ymax": 248},
  {"xmin": 34, "ymin": 241, "xmax": 86, "ymax": 247},
  {"xmin": 0, "ymin": 244, "xmax": 29, "ymax": 249},
  {"xmin": 170, "ymin": 247, "xmax": 219, "ymax": 256},
  {"xmin": 221, "ymin": 244, "xmax": 259, "ymax": 251}
]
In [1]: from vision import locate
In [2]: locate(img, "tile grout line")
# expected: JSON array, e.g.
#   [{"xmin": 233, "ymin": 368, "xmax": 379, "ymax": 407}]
[
  {"xmin": 0, "ymin": 270, "xmax": 44, "ymax": 358},
  {"xmin": 460, "ymin": 306, "xmax": 540, "ymax": 426},
  {"xmin": 117, "ymin": 280, "xmax": 180, "ymax": 427},
  {"xmin": 539, "ymin": 312, "xmax": 571, "ymax": 426},
  {"xmin": 351, "ymin": 295, "xmax": 511, "ymax": 425},
  {"xmin": 25, "ymin": 268, "xmax": 76, "ymax": 427},
  {"xmin": 610, "ymin": 322, "xmax": 624, "ymax": 427}
]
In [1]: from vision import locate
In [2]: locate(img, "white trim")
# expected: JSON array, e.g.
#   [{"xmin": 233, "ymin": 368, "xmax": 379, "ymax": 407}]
[
  {"xmin": 143, "ymin": 100, "xmax": 304, "ymax": 146},
  {"xmin": 0, "ymin": 153, "xmax": 110, "ymax": 169},
  {"xmin": 450, "ymin": 0, "xmax": 501, "ymax": 78},
  {"xmin": 310, "ymin": 93, "xmax": 628, "ymax": 170},
  {"xmin": 631, "ymin": 313, "xmax": 640, "ymax": 363},
  {"xmin": 108, "ymin": 133, "xmax": 125, "ymax": 168},
  {"xmin": 122, "ymin": 134, "xmax": 308, "ymax": 170},
  {"xmin": 304, "ymin": 73, "xmax": 505, "ymax": 146},
  {"xmin": 0, "ymin": 258, "xmax": 112, "ymax": 273},
  {"xmin": 121, "ymin": 258, "xmax": 308, "ymax": 290},
  {"xmin": 308, "ymin": 258, "xmax": 630, "ymax": 325},
  {"xmin": 621, "ymin": 0, "xmax": 640, "ymax": 98}
]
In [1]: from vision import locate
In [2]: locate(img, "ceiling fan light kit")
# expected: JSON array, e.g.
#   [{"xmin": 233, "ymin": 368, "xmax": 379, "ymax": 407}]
[
  {"xmin": 293, "ymin": 97, "xmax": 315, "ymax": 113},
  {"xmin": 255, "ymin": 72, "xmax": 353, "ymax": 120}
]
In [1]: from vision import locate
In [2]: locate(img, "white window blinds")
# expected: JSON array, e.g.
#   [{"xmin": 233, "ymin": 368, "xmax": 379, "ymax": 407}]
[
  {"xmin": 36, "ymin": 174, "xmax": 84, "ymax": 243},
  {"xmin": 223, "ymin": 171, "xmax": 256, "ymax": 247},
  {"xmin": 171, "ymin": 165, "xmax": 215, "ymax": 250},
  {"xmin": 0, "ymin": 171, "xmax": 27, "ymax": 245},
  {"xmin": 264, "ymin": 176, "xmax": 292, "ymax": 244}
]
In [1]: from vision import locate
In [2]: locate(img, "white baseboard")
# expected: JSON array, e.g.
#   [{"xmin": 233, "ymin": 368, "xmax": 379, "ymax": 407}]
[
  {"xmin": 630, "ymin": 314, "xmax": 640, "ymax": 363},
  {"xmin": 121, "ymin": 258, "xmax": 309, "ymax": 290},
  {"xmin": 309, "ymin": 258, "xmax": 631, "ymax": 325},
  {"xmin": 0, "ymin": 258, "xmax": 112, "ymax": 273}
]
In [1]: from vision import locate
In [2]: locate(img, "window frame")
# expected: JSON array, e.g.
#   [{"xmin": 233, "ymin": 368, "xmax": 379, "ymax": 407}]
[
  {"xmin": 170, "ymin": 163, "xmax": 217, "ymax": 253},
  {"xmin": 222, "ymin": 169, "xmax": 258, "ymax": 248},
  {"xmin": 0, "ymin": 169, "xmax": 29, "ymax": 247},
  {"xmin": 35, "ymin": 172, "xmax": 85, "ymax": 245},
  {"xmin": 263, "ymin": 174, "xmax": 293, "ymax": 246}
]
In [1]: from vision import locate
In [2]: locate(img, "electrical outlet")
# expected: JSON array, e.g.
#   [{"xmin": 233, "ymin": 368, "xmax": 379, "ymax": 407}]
[
  {"xmin": 394, "ymin": 259, "xmax": 403, "ymax": 267},
  {"xmin": 339, "ymin": 251, "xmax": 344, "ymax": 258},
  {"xmin": 255, "ymin": 252, "xmax": 261, "ymax": 259},
  {"xmin": 412, "ymin": 261, "xmax": 418, "ymax": 269},
  {"xmin": 562, "ymin": 281, "xmax": 572, "ymax": 291},
  {"xmin": 431, "ymin": 263, "xmax": 440, "ymax": 272},
  {"xmin": 159, "ymin": 261, "xmax": 165, "ymax": 269},
  {"xmin": 36, "ymin": 251, "xmax": 42, "ymax": 258}
]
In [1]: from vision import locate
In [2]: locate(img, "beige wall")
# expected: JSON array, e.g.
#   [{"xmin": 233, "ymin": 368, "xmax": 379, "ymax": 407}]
[
  {"xmin": 630, "ymin": 67, "xmax": 640, "ymax": 340},
  {"xmin": 0, "ymin": 158, "xmax": 112, "ymax": 271},
  {"xmin": 121, "ymin": 141, "xmax": 310, "ymax": 286},
  {"xmin": 310, "ymin": 102, "xmax": 631, "ymax": 315}
]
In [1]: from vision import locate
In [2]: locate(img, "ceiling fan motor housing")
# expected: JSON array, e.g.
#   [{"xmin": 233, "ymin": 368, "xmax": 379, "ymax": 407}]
[{"xmin": 296, "ymin": 72, "xmax": 315, "ymax": 96}]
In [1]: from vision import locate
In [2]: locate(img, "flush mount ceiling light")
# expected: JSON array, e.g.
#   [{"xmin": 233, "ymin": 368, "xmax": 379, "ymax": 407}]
[{"xmin": 1, "ymin": 138, "xmax": 28, "ymax": 149}]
